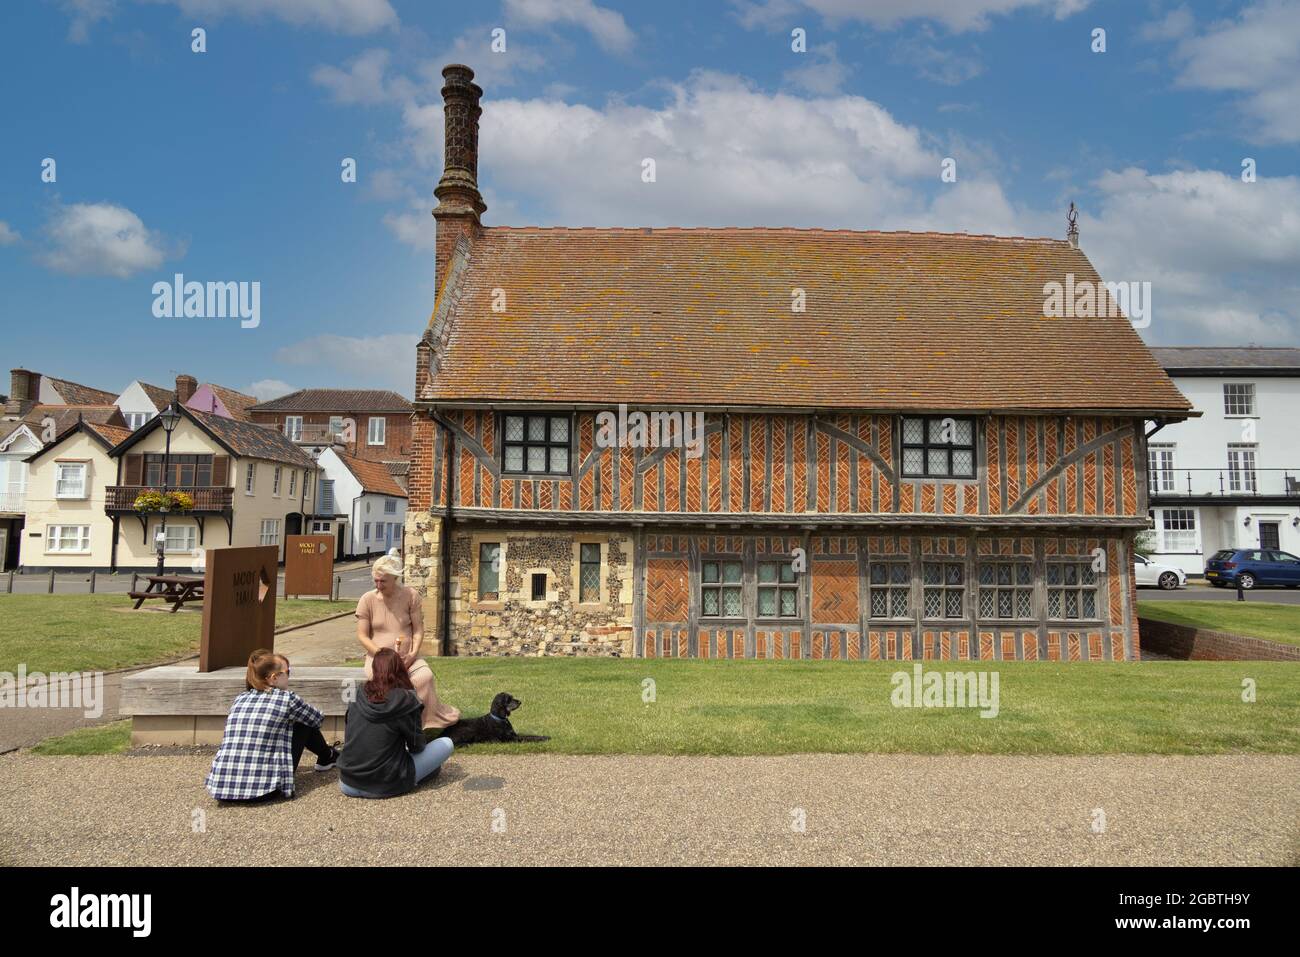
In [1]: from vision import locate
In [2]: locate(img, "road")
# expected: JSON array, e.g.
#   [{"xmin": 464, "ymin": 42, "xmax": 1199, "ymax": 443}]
[
  {"xmin": 1, "ymin": 752, "xmax": 1295, "ymax": 866},
  {"xmin": 1, "ymin": 562, "xmax": 378, "ymax": 599}
]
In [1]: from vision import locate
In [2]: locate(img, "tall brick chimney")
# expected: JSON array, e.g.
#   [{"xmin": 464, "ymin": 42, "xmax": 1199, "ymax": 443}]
[
  {"xmin": 175, "ymin": 374, "xmax": 197, "ymax": 405},
  {"xmin": 433, "ymin": 64, "xmax": 485, "ymax": 291},
  {"xmin": 6, "ymin": 368, "xmax": 39, "ymax": 416}
]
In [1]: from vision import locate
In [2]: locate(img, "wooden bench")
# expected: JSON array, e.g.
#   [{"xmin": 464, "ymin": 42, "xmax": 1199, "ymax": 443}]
[{"xmin": 121, "ymin": 665, "xmax": 363, "ymax": 746}]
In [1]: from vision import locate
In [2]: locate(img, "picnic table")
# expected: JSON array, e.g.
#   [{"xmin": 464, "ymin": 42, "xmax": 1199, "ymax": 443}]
[{"xmin": 129, "ymin": 575, "xmax": 205, "ymax": 613}]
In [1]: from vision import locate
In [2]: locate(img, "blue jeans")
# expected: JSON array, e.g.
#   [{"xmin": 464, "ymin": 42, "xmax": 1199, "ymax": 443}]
[{"xmin": 338, "ymin": 737, "xmax": 454, "ymax": 799}]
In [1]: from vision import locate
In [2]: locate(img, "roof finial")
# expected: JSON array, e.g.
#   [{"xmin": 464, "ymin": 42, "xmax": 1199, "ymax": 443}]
[{"xmin": 1067, "ymin": 202, "xmax": 1079, "ymax": 248}]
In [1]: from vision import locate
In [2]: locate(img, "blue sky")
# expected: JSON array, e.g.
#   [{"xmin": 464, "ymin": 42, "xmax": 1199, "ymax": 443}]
[{"xmin": 2, "ymin": 0, "xmax": 1297, "ymax": 400}]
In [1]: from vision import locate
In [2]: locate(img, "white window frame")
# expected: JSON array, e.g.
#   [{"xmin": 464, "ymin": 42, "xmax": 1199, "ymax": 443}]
[
  {"xmin": 288, "ymin": 469, "xmax": 296, "ymax": 497},
  {"xmin": 1227, "ymin": 444, "xmax": 1258, "ymax": 493},
  {"xmin": 46, "ymin": 524, "xmax": 91, "ymax": 553},
  {"xmin": 1223, "ymin": 383, "xmax": 1256, "ymax": 417},
  {"xmin": 1159, "ymin": 508, "xmax": 1198, "ymax": 553},
  {"xmin": 284, "ymin": 416, "xmax": 303, "ymax": 441},
  {"xmin": 1148, "ymin": 443, "xmax": 1176, "ymax": 494},
  {"xmin": 54, "ymin": 462, "xmax": 88, "ymax": 499},
  {"xmin": 384, "ymin": 497, "xmax": 396, "ymax": 514},
  {"xmin": 160, "ymin": 522, "xmax": 197, "ymax": 553},
  {"xmin": 363, "ymin": 522, "xmax": 371, "ymax": 541},
  {"xmin": 244, "ymin": 462, "xmax": 256, "ymax": 495},
  {"xmin": 368, "ymin": 417, "xmax": 386, "ymax": 446},
  {"xmin": 260, "ymin": 518, "xmax": 280, "ymax": 547},
  {"xmin": 272, "ymin": 466, "xmax": 282, "ymax": 496}
]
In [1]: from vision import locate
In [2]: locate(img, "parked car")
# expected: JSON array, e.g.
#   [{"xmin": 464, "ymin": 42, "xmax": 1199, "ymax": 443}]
[
  {"xmin": 1133, "ymin": 555, "xmax": 1186, "ymax": 590},
  {"xmin": 1204, "ymin": 548, "xmax": 1300, "ymax": 590}
]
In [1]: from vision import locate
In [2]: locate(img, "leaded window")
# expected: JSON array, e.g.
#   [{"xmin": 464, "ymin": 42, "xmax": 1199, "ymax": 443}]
[
  {"xmin": 757, "ymin": 561, "xmax": 799, "ymax": 618},
  {"xmin": 922, "ymin": 561, "xmax": 965, "ymax": 619},
  {"xmin": 977, "ymin": 561, "xmax": 1034, "ymax": 620},
  {"xmin": 900, "ymin": 416, "xmax": 976, "ymax": 479},
  {"xmin": 502, "ymin": 414, "xmax": 571, "ymax": 476},
  {"xmin": 579, "ymin": 543, "xmax": 601, "ymax": 604},
  {"xmin": 869, "ymin": 560, "xmax": 910, "ymax": 619},
  {"xmin": 1046, "ymin": 560, "xmax": 1098, "ymax": 620},
  {"xmin": 701, "ymin": 559, "xmax": 742, "ymax": 618},
  {"xmin": 479, "ymin": 542, "xmax": 501, "ymax": 599}
]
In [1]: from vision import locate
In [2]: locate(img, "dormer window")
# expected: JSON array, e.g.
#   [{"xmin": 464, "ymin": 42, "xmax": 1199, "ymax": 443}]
[{"xmin": 900, "ymin": 416, "xmax": 976, "ymax": 479}]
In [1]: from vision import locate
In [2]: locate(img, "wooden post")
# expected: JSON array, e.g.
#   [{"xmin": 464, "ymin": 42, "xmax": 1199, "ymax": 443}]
[
  {"xmin": 90, "ymin": 570, "xmax": 97, "ymax": 594},
  {"xmin": 333, "ymin": 575, "xmax": 341, "ymax": 601},
  {"xmin": 6, "ymin": 570, "xmax": 12, "ymax": 593},
  {"xmin": 131, "ymin": 572, "xmax": 138, "ymax": 594},
  {"xmin": 48, "ymin": 569, "xmax": 55, "ymax": 593}
]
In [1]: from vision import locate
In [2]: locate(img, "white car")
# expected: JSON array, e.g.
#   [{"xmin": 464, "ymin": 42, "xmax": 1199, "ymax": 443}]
[{"xmin": 1134, "ymin": 555, "xmax": 1186, "ymax": 590}]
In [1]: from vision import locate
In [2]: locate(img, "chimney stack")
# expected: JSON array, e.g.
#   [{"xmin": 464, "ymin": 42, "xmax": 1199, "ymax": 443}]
[
  {"xmin": 6, "ymin": 368, "xmax": 39, "ymax": 417},
  {"xmin": 175, "ymin": 374, "xmax": 197, "ymax": 405},
  {"xmin": 433, "ymin": 64, "xmax": 486, "ymax": 290}
]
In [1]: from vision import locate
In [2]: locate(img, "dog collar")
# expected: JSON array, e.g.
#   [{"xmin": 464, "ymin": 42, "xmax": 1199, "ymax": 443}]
[{"xmin": 487, "ymin": 712, "xmax": 507, "ymax": 722}]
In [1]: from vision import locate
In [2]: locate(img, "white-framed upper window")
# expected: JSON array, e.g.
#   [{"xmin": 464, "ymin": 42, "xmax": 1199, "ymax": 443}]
[
  {"xmin": 311, "ymin": 520, "xmax": 331, "ymax": 534},
  {"xmin": 1159, "ymin": 508, "xmax": 1198, "ymax": 552},
  {"xmin": 319, "ymin": 479, "xmax": 335, "ymax": 514},
  {"xmin": 160, "ymin": 522, "xmax": 197, "ymax": 553},
  {"xmin": 1227, "ymin": 443, "xmax": 1258, "ymax": 493},
  {"xmin": 272, "ymin": 466, "xmax": 282, "ymax": 496},
  {"xmin": 46, "ymin": 525, "xmax": 90, "ymax": 553},
  {"xmin": 125, "ymin": 411, "xmax": 152, "ymax": 430},
  {"xmin": 363, "ymin": 522, "xmax": 371, "ymax": 541},
  {"xmin": 1223, "ymin": 383, "xmax": 1256, "ymax": 416},
  {"xmin": 288, "ymin": 469, "xmax": 296, "ymax": 497},
  {"xmin": 384, "ymin": 497, "xmax": 396, "ymax": 514},
  {"xmin": 284, "ymin": 416, "xmax": 303, "ymax": 441},
  {"xmin": 54, "ymin": 462, "xmax": 87, "ymax": 499},
  {"xmin": 260, "ymin": 518, "xmax": 280, "ymax": 546},
  {"xmin": 244, "ymin": 462, "xmax": 256, "ymax": 494},
  {"xmin": 1148, "ymin": 443, "xmax": 1176, "ymax": 494},
  {"xmin": 368, "ymin": 417, "xmax": 386, "ymax": 446}
]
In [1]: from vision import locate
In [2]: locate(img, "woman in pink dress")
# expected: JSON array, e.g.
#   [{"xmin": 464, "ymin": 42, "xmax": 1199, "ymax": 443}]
[{"xmin": 355, "ymin": 550, "xmax": 460, "ymax": 731}]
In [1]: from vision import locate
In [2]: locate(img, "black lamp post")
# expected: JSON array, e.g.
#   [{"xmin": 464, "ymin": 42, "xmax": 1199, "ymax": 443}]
[{"xmin": 155, "ymin": 403, "xmax": 183, "ymax": 575}]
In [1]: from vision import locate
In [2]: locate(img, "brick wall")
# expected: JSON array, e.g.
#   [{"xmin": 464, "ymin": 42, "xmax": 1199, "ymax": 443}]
[{"xmin": 1138, "ymin": 618, "xmax": 1300, "ymax": 661}]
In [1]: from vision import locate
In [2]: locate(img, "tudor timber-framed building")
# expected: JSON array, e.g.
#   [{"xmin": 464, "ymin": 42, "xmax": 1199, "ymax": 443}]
[{"xmin": 404, "ymin": 64, "xmax": 1194, "ymax": 662}]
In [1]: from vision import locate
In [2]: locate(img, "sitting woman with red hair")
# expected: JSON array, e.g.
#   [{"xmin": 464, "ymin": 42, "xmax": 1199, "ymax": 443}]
[{"xmin": 336, "ymin": 648, "xmax": 455, "ymax": 799}]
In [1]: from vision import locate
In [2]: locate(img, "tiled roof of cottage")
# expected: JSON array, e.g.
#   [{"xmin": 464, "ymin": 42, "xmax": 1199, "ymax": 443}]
[
  {"xmin": 207, "ymin": 384, "xmax": 258, "ymax": 421},
  {"xmin": 1151, "ymin": 347, "xmax": 1300, "ymax": 373},
  {"xmin": 423, "ymin": 227, "xmax": 1192, "ymax": 414},
  {"xmin": 25, "ymin": 404, "xmax": 127, "ymax": 435},
  {"xmin": 249, "ymin": 389, "xmax": 413, "ymax": 413},
  {"xmin": 337, "ymin": 450, "xmax": 407, "ymax": 497},
  {"xmin": 138, "ymin": 381, "xmax": 177, "ymax": 410},
  {"xmin": 85, "ymin": 422, "xmax": 135, "ymax": 447},
  {"xmin": 47, "ymin": 376, "xmax": 118, "ymax": 406},
  {"xmin": 189, "ymin": 409, "xmax": 318, "ymax": 469}
]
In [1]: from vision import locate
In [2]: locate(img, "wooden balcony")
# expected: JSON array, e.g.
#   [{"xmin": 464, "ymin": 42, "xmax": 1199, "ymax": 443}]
[{"xmin": 105, "ymin": 485, "xmax": 234, "ymax": 513}]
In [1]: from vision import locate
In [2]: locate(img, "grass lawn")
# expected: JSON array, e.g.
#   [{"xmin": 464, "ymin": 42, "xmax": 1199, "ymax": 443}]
[
  {"xmin": 1138, "ymin": 600, "xmax": 1300, "ymax": 647},
  {"xmin": 32, "ymin": 658, "xmax": 1300, "ymax": 757},
  {"xmin": 0, "ymin": 595, "xmax": 353, "ymax": 673}
]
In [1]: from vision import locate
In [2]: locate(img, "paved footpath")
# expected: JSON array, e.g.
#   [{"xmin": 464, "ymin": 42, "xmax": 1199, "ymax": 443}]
[{"xmin": 1, "ymin": 753, "xmax": 1295, "ymax": 866}]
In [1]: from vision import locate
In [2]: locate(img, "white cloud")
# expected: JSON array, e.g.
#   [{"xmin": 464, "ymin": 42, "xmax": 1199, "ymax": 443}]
[
  {"xmin": 1084, "ymin": 167, "xmax": 1300, "ymax": 344},
  {"xmin": 273, "ymin": 333, "xmax": 418, "ymax": 393},
  {"xmin": 783, "ymin": 43, "xmax": 852, "ymax": 94},
  {"xmin": 246, "ymin": 379, "xmax": 297, "ymax": 401},
  {"xmin": 59, "ymin": 0, "xmax": 115, "ymax": 43},
  {"xmin": 1168, "ymin": 0, "xmax": 1300, "ymax": 143},
  {"xmin": 311, "ymin": 48, "xmax": 411, "ymax": 104},
  {"xmin": 732, "ymin": 0, "xmax": 1089, "ymax": 33},
  {"xmin": 1139, "ymin": 5, "xmax": 1194, "ymax": 42},
  {"xmin": 135, "ymin": 0, "xmax": 396, "ymax": 35},
  {"xmin": 504, "ymin": 0, "xmax": 635, "ymax": 53},
  {"xmin": 891, "ymin": 29, "xmax": 984, "ymax": 84},
  {"xmin": 39, "ymin": 201, "xmax": 177, "ymax": 278},
  {"xmin": 0, "ymin": 221, "xmax": 20, "ymax": 245}
]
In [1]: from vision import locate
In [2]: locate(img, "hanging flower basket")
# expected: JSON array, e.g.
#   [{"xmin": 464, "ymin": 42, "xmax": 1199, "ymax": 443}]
[{"xmin": 133, "ymin": 489, "xmax": 195, "ymax": 512}]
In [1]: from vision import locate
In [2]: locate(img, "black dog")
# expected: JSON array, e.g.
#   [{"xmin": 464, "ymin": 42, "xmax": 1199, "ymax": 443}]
[{"xmin": 434, "ymin": 693, "xmax": 549, "ymax": 745}]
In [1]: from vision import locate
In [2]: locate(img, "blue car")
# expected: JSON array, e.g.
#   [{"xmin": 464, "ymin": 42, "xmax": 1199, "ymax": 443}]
[{"xmin": 1204, "ymin": 548, "xmax": 1300, "ymax": 590}]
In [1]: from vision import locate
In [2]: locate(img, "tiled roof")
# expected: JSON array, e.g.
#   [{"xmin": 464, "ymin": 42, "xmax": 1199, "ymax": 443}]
[
  {"xmin": 1151, "ymin": 347, "xmax": 1300, "ymax": 373},
  {"xmin": 382, "ymin": 460, "xmax": 409, "ymax": 476},
  {"xmin": 208, "ymin": 384, "xmax": 258, "ymax": 421},
  {"xmin": 27, "ymin": 404, "xmax": 127, "ymax": 435},
  {"xmin": 46, "ymin": 376, "xmax": 118, "ymax": 406},
  {"xmin": 338, "ymin": 450, "xmax": 407, "ymax": 497},
  {"xmin": 423, "ymin": 227, "xmax": 1192, "ymax": 414},
  {"xmin": 85, "ymin": 422, "xmax": 135, "ymax": 447},
  {"xmin": 189, "ymin": 409, "xmax": 318, "ymax": 469},
  {"xmin": 249, "ymin": 389, "xmax": 413, "ymax": 413},
  {"xmin": 138, "ymin": 381, "xmax": 176, "ymax": 410}
]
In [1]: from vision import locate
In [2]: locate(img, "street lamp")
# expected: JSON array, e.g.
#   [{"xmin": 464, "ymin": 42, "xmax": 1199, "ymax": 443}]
[{"xmin": 155, "ymin": 403, "xmax": 183, "ymax": 576}]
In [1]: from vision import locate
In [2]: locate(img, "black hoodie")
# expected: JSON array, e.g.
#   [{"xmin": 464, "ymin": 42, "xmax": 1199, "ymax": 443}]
[{"xmin": 338, "ymin": 687, "xmax": 426, "ymax": 797}]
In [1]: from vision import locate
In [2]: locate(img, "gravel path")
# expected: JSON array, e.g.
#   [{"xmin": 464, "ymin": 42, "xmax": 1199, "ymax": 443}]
[{"xmin": 1, "ymin": 752, "xmax": 1295, "ymax": 866}]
